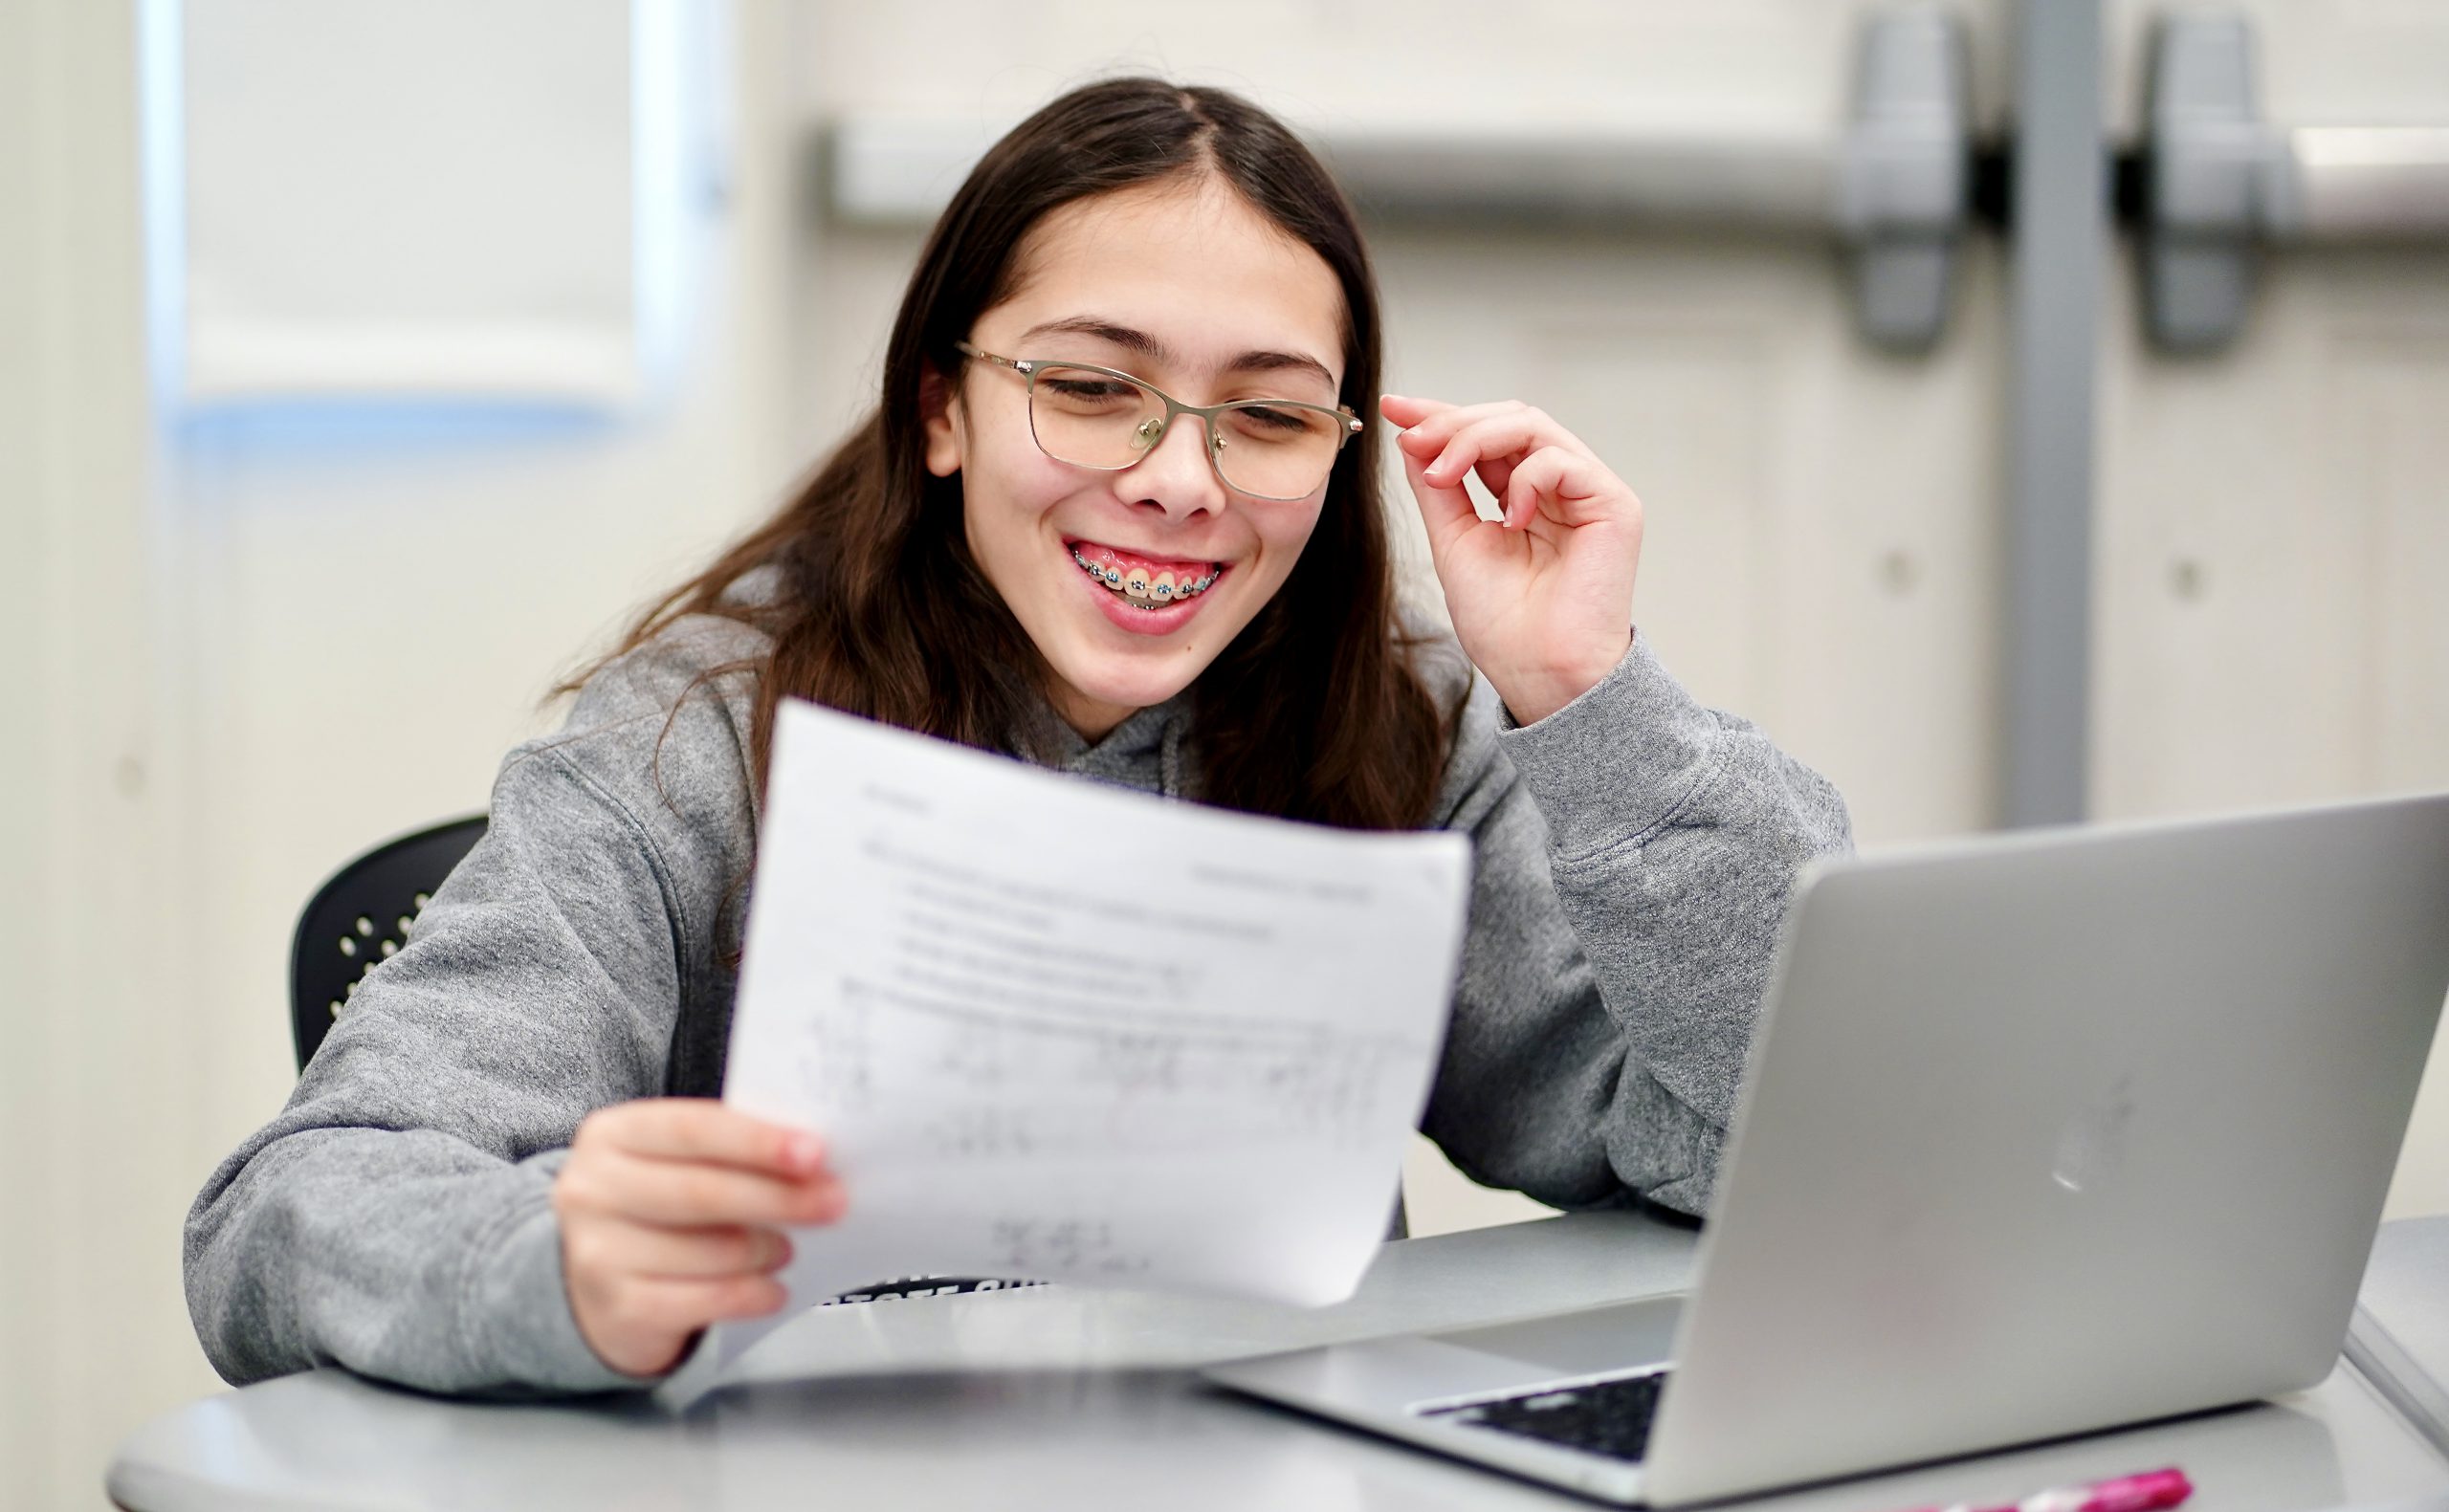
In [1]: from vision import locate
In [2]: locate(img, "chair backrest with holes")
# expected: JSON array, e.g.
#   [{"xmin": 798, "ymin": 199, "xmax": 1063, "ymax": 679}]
[{"xmin": 289, "ymin": 816, "xmax": 489, "ymax": 1072}]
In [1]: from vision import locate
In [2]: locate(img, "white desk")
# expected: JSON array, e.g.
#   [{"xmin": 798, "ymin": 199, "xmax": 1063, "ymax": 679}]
[{"xmin": 107, "ymin": 1211, "xmax": 2449, "ymax": 1511}]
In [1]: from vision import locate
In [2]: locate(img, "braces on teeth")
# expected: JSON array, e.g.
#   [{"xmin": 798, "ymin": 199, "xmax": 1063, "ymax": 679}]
[{"xmin": 1072, "ymin": 548, "xmax": 1219, "ymax": 609}]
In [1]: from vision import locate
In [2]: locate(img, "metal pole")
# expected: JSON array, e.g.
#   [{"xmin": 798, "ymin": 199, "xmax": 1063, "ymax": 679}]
[{"xmin": 2004, "ymin": 0, "xmax": 2105, "ymax": 827}]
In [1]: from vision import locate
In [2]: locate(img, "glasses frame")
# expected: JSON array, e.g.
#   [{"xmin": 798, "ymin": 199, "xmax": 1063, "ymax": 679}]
[{"xmin": 954, "ymin": 340, "xmax": 1363, "ymax": 503}]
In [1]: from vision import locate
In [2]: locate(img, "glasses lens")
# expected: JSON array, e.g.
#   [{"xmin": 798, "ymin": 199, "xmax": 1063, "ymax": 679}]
[
  {"xmin": 1211, "ymin": 401, "xmax": 1345, "ymax": 500},
  {"xmin": 1027, "ymin": 365, "xmax": 1168, "ymax": 471},
  {"xmin": 1026, "ymin": 365, "xmax": 1347, "ymax": 500}
]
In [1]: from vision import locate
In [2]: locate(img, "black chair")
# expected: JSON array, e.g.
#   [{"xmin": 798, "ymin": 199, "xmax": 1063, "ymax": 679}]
[{"xmin": 290, "ymin": 815, "xmax": 488, "ymax": 1070}]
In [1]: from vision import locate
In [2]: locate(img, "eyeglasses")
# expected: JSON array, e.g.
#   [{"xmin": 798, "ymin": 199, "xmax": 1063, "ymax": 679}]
[{"xmin": 954, "ymin": 340, "xmax": 1362, "ymax": 503}]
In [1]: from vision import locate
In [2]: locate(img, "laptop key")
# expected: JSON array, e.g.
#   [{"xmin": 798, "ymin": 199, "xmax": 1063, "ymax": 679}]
[{"xmin": 1416, "ymin": 1369, "xmax": 1669, "ymax": 1465}]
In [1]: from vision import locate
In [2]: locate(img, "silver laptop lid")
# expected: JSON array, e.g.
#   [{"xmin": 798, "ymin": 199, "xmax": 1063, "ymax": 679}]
[{"xmin": 1643, "ymin": 791, "xmax": 2449, "ymax": 1505}]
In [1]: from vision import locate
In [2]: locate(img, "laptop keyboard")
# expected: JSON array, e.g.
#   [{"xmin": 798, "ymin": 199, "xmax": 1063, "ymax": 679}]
[{"xmin": 1416, "ymin": 1369, "xmax": 1670, "ymax": 1464}]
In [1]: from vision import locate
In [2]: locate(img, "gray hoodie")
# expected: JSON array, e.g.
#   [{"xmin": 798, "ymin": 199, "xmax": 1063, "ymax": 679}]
[{"xmin": 184, "ymin": 566, "xmax": 1852, "ymax": 1396}]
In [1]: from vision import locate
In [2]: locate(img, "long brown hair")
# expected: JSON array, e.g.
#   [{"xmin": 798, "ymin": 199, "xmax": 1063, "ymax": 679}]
[{"xmin": 566, "ymin": 77, "xmax": 1451, "ymax": 832}]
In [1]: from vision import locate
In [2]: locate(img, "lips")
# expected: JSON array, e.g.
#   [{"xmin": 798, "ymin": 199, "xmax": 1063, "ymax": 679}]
[
  {"xmin": 1061, "ymin": 535, "xmax": 1230, "ymax": 634},
  {"xmin": 1067, "ymin": 539, "xmax": 1221, "ymax": 577}
]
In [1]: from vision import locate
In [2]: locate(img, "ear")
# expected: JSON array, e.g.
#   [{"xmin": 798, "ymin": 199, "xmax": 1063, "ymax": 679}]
[{"xmin": 919, "ymin": 362, "xmax": 964, "ymax": 479}]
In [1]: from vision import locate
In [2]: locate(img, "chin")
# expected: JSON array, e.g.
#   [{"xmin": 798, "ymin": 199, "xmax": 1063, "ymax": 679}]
[{"xmin": 1060, "ymin": 655, "xmax": 1202, "ymax": 714}]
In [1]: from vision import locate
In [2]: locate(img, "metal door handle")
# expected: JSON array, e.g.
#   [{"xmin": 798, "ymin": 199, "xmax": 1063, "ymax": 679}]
[
  {"xmin": 827, "ymin": 7, "xmax": 1974, "ymax": 350},
  {"xmin": 2280, "ymin": 127, "xmax": 2449, "ymax": 241},
  {"xmin": 2142, "ymin": 10, "xmax": 2449, "ymax": 349}
]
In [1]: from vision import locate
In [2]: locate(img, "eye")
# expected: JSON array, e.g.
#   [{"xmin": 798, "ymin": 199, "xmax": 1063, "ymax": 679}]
[
  {"xmin": 1043, "ymin": 378, "xmax": 1137, "ymax": 400},
  {"xmin": 1232, "ymin": 404, "xmax": 1310, "ymax": 433}
]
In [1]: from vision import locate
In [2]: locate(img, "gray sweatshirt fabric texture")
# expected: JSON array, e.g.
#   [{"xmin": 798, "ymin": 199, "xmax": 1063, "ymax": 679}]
[{"xmin": 184, "ymin": 565, "xmax": 1853, "ymax": 1397}]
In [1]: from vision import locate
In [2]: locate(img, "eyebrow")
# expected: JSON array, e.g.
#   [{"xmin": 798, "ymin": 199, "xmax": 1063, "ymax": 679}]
[{"xmin": 1015, "ymin": 317, "xmax": 1338, "ymax": 393}]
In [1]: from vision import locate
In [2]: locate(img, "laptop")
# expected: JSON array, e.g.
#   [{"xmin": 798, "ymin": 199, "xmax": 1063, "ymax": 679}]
[{"xmin": 1202, "ymin": 792, "xmax": 2449, "ymax": 1505}]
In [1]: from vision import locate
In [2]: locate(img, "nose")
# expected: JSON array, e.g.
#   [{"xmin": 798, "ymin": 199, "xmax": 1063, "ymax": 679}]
[{"xmin": 1120, "ymin": 407, "xmax": 1229, "ymax": 520}]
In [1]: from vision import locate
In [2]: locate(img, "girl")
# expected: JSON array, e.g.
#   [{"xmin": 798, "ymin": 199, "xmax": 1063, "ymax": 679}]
[{"xmin": 186, "ymin": 77, "xmax": 1850, "ymax": 1396}]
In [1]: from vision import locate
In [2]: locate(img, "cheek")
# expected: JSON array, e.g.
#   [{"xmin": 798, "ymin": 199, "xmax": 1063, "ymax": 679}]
[
  {"xmin": 959, "ymin": 396, "xmax": 1070, "ymax": 516},
  {"xmin": 962, "ymin": 463, "xmax": 1082, "ymax": 590},
  {"xmin": 974, "ymin": 443, "xmax": 1078, "ymax": 521},
  {"xmin": 1254, "ymin": 507, "xmax": 1328, "ymax": 589}
]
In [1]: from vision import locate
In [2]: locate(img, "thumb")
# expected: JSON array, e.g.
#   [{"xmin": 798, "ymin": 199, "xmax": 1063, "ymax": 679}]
[{"xmin": 1399, "ymin": 445, "xmax": 1481, "ymax": 556}]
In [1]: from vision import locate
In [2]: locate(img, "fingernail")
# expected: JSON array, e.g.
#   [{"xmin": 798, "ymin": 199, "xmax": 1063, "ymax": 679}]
[{"xmin": 784, "ymin": 1132, "xmax": 824, "ymax": 1172}]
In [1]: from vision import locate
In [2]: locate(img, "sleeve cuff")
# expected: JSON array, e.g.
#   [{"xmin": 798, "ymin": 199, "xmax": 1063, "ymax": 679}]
[
  {"xmin": 467, "ymin": 1196, "xmax": 667, "ymax": 1395},
  {"xmin": 1493, "ymin": 632, "xmax": 1727, "ymax": 863}
]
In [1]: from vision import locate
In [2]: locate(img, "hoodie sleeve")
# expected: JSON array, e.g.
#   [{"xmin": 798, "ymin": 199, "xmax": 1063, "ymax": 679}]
[
  {"xmin": 1419, "ymin": 631, "xmax": 1854, "ymax": 1216},
  {"xmin": 183, "ymin": 622, "xmax": 762, "ymax": 1396}
]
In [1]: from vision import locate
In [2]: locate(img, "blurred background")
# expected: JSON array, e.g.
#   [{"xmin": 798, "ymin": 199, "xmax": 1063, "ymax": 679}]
[{"xmin": 3, "ymin": 0, "xmax": 2445, "ymax": 1504}]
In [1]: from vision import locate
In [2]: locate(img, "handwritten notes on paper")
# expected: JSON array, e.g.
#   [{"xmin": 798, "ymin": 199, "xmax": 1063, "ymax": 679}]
[{"xmin": 662, "ymin": 699, "xmax": 1471, "ymax": 1403}]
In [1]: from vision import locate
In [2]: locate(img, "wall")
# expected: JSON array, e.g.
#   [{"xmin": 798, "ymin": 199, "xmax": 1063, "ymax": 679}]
[
  {"xmin": 2, "ymin": 2, "xmax": 189, "ymax": 1505},
  {"xmin": 0, "ymin": 2, "xmax": 807, "ymax": 1505}
]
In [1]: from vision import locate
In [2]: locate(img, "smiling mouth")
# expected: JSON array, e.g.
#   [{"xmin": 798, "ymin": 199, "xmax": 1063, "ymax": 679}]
[{"xmin": 1069, "ymin": 542, "xmax": 1224, "ymax": 610}]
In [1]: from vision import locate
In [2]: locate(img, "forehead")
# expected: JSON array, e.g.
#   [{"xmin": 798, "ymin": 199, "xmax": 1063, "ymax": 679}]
[{"xmin": 992, "ymin": 176, "xmax": 1348, "ymax": 383}]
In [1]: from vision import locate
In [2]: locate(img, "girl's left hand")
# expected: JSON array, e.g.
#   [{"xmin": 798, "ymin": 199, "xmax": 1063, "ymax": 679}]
[{"xmin": 1381, "ymin": 394, "xmax": 1644, "ymax": 726}]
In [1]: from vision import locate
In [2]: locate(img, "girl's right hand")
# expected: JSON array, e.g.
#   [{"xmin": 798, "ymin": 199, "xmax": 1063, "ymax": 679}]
[{"xmin": 553, "ymin": 1098, "xmax": 848, "ymax": 1378}]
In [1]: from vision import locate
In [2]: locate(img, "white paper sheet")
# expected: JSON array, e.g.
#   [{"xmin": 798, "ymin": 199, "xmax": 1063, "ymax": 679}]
[{"xmin": 655, "ymin": 699, "xmax": 1470, "ymax": 1407}]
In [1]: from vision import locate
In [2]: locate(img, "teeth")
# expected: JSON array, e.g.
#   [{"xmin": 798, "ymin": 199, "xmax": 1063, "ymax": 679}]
[{"xmin": 1070, "ymin": 548, "xmax": 1220, "ymax": 603}]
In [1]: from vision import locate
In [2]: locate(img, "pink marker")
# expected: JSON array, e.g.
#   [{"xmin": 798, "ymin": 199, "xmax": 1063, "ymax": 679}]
[{"xmin": 1912, "ymin": 1467, "xmax": 2195, "ymax": 1512}]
